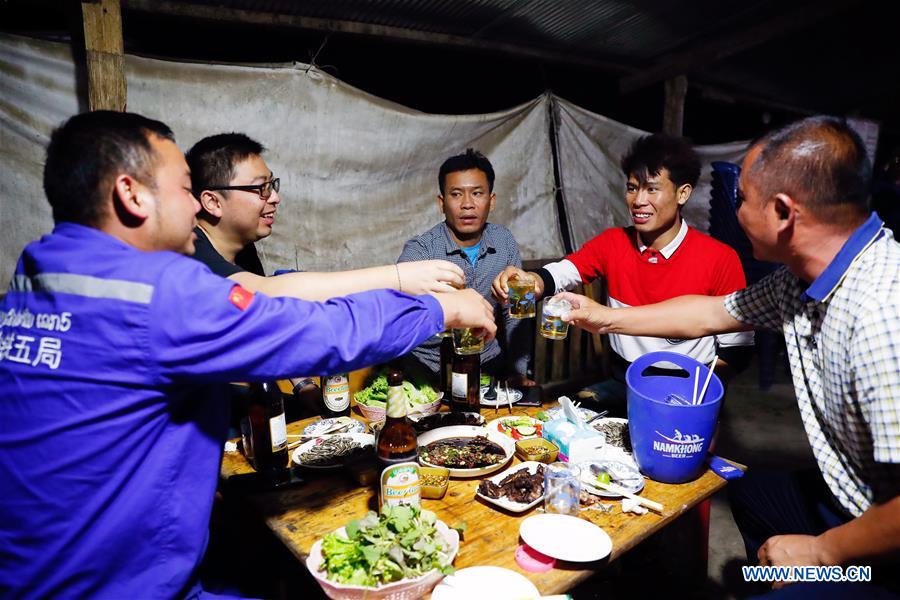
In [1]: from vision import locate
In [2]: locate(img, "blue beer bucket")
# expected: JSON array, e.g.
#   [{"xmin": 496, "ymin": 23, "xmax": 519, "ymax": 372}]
[{"xmin": 626, "ymin": 351, "xmax": 723, "ymax": 483}]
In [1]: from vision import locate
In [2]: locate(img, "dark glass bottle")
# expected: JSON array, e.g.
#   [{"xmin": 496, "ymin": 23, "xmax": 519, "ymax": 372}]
[
  {"xmin": 291, "ymin": 377, "xmax": 322, "ymax": 418},
  {"xmin": 375, "ymin": 367, "xmax": 418, "ymax": 467},
  {"xmin": 450, "ymin": 352, "xmax": 481, "ymax": 412},
  {"xmin": 321, "ymin": 373, "xmax": 351, "ymax": 418},
  {"xmin": 439, "ymin": 335, "xmax": 454, "ymax": 401},
  {"xmin": 245, "ymin": 381, "xmax": 290, "ymax": 484}
]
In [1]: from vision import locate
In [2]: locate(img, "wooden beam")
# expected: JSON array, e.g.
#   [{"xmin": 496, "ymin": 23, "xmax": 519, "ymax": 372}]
[
  {"xmin": 663, "ymin": 75, "xmax": 687, "ymax": 136},
  {"xmin": 81, "ymin": 0, "xmax": 126, "ymax": 111},
  {"xmin": 122, "ymin": 0, "xmax": 627, "ymax": 74},
  {"xmin": 619, "ymin": 0, "xmax": 853, "ymax": 94}
]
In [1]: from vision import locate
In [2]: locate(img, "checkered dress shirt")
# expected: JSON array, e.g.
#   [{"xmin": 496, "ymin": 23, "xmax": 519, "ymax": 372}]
[
  {"xmin": 398, "ymin": 222, "xmax": 530, "ymax": 376},
  {"xmin": 724, "ymin": 214, "xmax": 900, "ymax": 517}
]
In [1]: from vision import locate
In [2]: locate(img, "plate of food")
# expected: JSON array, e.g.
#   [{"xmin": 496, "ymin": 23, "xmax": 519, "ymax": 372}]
[
  {"xmin": 479, "ymin": 387, "xmax": 523, "ymax": 408},
  {"xmin": 577, "ymin": 459, "xmax": 644, "ymax": 497},
  {"xmin": 408, "ymin": 411, "xmax": 485, "ymax": 433},
  {"xmin": 591, "ymin": 417, "xmax": 632, "ymax": 453},
  {"xmin": 417, "ymin": 426, "xmax": 515, "ymax": 477},
  {"xmin": 538, "ymin": 406, "xmax": 599, "ymax": 422},
  {"xmin": 301, "ymin": 416, "xmax": 366, "ymax": 438},
  {"xmin": 475, "ymin": 461, "xmax": 545, "ymax": 513},
  {"xmin": 486, "ymin": 415, "xmax": 543, "ymax": 440},
  {"xmin": 292, "ymin": 433, "xmax": 374, "ymax": 469},
  {"xmin": 307, "ymin": 505, "xmax": 458, "ymax": 599}
]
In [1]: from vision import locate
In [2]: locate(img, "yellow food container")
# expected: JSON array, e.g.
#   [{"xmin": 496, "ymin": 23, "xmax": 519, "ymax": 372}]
[
  {"xmin": 514, "ymin": 438, "xmax": 559, "ymax": 464},
  {"xmin": 419, "ymin": 466, "xmax": 450, "ymax": 499}
]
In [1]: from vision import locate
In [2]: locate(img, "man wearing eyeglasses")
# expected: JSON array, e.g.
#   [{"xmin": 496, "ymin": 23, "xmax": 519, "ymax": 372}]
[{"xmin": 186, "ymin": 133, "xmax": 465, "ymax": 299}]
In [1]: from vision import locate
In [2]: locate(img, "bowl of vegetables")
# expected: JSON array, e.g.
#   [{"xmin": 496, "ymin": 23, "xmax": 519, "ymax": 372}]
[
  {"xmin": 306, "ymin": 505, "xmax": 458, "ymax": 600},
  {"xmin": 354, "ymin": 369, "xmax": 442, "ymax": 421}
]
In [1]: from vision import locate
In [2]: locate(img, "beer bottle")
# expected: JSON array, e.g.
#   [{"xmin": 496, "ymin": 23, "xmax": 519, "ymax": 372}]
[
  {"xmin": 439, "ymin": 335, "xmax": 454, "ymax": 401},
  {"xmin": 321, "ymin": 373, "xmax": 351, "ymax": 418},
  {"xmin": 376, "ymin": 367, "xmax": 417, "ymax": 466},
  {"xmin": 246, "ymin": 381, "xmax": 290, "ymax": 485},
  {"xmin": 451, "ymin": 351, "xmax": 481, "ymax": 412},
  {"xmin": 291, "ymin": 377, "xmax": 322, "ymax": 417},
  {"xmin": 376, "ymin": 367, "xmax": 420, "ymax": 510}
]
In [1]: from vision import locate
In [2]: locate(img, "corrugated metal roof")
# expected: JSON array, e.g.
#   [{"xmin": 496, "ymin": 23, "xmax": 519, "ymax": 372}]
[{"xmin": 170, "ymin": 0, "xmax": 785, "ymax": 62}]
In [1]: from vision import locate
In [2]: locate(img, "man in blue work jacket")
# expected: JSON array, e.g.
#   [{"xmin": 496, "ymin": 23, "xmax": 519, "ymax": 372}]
[{"xmin": 0, "ymin": 111, "xmax": 496, "ymax": 599}]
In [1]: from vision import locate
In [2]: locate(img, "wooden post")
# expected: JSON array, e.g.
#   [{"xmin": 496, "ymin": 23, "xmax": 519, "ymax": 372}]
[
  {"xmin": 81, "ymin": 0, "xmax": 126, "ymax": 111},
  {"xmin": 663, "ymin": 75, "xmax": 687, "ymax": 136}
]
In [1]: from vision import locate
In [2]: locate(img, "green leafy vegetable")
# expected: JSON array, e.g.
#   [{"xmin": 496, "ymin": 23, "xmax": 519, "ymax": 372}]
[
  {"xmin": 354, "ymin": 369, "xmax": 438, "ymax": 409},
  {"xmin": 319, "ymin": 505, "xmax": 454, "ymax": 588}
]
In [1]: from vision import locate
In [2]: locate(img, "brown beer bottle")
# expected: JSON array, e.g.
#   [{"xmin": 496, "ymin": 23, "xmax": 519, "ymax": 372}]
[
  {"xmin": 450, "ymin": 352, "xmax": 481, "ymax": 412},
  {"xmin": 291, "ymin": 377, "xmax": 322, "ymax": 415},
  {"xmin": 439, "ymin": 335, "xmax": 454, "ymax": 401},
  {"xmin": 375, "ymin": 367, "xmax": 417, "ymax": 467},
  {"xmin": 321, "ymin": 373, "xmax": 351, "ymax": 418},
  {"xmin": 246, "ymin": 381, "xmax": 290, "ymax": 484}
]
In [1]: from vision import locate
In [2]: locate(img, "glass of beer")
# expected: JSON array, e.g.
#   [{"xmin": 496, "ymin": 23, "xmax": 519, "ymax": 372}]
[
  {"xmin": 508, "ymin": 275, "xmax": 536, "ymax": 319},
  {"xmin": 539, "ymin": 296, "xmax": 572, "ymax": 340},
  {"xmin": 452, "ymin": 327, "xmax": 484, "ymax": 355}
]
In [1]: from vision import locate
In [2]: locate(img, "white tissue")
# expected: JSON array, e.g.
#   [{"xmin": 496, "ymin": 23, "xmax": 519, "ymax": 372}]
[{"xmin": 622, "ymin": 498, "xmax": 648, "ymax": 515}]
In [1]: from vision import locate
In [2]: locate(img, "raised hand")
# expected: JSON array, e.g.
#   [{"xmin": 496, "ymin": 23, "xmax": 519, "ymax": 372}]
[
  {"xmin": 396, "ymin": 260, "xmax": 465, "ymax": 294},
  {"xmin": 433, "ymin": 288, "xmax": 497, "ymax": 343},
  {"xmin": 556, "ymin": 291, "xmax": 614, "ymax": 334},
  {"xmin": 491, "ymin": 266, "xmax": 542, "ymax": 303}
]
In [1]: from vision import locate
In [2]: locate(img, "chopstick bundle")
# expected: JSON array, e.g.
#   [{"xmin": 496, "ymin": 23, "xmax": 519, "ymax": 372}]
[{"xmin": 695, "ymin": 355, "xmax": 718, "ymax": 405}]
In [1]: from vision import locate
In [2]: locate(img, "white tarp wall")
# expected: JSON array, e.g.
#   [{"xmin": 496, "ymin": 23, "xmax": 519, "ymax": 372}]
[
  {"xmin": 553, "ymin": 97, "xmax": 748, "ymax": 250},
  {"xmin": 1, "ymin": 33, "xmax": 748, "ymax": 289}
]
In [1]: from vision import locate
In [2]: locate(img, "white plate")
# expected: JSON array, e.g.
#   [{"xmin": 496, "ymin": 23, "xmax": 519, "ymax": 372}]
[
  {"xmin": 475, "ymin": 461, "xmax": 545, "ymax": 513},
  {"xmin": 577, "ymin": 459, "xmax": 645, "ymax": 498},
  {"xmin": 291, "ymin": 432, "xmax": 374, "ymax": 469},
  {"xmin": 480, "ymin": 387, "xmax": 523, "ymax": 407},
  {"xmin": 486, "ymin": 415, "xmax": 543, "ymax": 440},
  {"xmin": 301, "ymin": 416, "xmax": 366, "ymax": 437},
  {"xmin": 542, "ymin": 406, "xmax": 598, "ymax": 422},
  {"xmin": 417, "ymin": 426, "xmax": 515, "ymax": 477},
  {"xmin": 431, "ymin": 566, "xmax": 539, "ymax": 600},
  {"xmin": 519, "ymin": 514, "xmax": 612, "ymax": 562}
]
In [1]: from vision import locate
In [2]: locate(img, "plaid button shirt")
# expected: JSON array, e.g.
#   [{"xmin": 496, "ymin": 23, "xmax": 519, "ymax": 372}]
[
  {"xmin": 724, "ymin": 213, "xmax": 900, "ymax": 517},
  {"xmin": 398, "ymin": 222, "xmax": 530, "ymax": 376}
]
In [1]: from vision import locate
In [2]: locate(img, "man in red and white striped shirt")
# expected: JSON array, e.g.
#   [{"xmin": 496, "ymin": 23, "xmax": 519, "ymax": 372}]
[{"xmin": 493, "ymin": 133, "xmax": 753, "ymax": 413}]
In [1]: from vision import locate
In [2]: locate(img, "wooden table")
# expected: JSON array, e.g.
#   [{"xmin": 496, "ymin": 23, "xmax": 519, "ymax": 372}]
[{"xmin": 220, "ymin": 406, "xmax": 739, "ymax": 595}]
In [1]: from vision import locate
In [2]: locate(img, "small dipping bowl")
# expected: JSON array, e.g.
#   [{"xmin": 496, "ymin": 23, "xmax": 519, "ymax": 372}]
[
  {"xmin": 514, "ymin": 438, "xmax": 559, "ymax": 464},
  {"xmin": 419, "ymin": 466, "xmax": 450, "ymax": 499}
]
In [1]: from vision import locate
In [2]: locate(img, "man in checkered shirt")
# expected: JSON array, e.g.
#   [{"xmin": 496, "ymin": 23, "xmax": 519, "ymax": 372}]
[
  {"xmin": 557, "ymin": 116, "xmax": 899, "ymax": 596},
  {"xmin": 398, "ymin": 149, "xmax": 534, "ymax": 388}
]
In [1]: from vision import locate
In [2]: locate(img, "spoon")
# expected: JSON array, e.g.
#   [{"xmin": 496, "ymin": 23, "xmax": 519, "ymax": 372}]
[{"xmin": 585, "ymin": 410, "xmax": 610, "ymax": 426}]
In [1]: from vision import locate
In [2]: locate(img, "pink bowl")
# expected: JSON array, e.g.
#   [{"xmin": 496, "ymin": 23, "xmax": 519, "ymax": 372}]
[
  {"xmin": 306, "ymin": 520, "xmax": 459, "ymax": 600},
  {"xmin": 408, "ymin": 394, "xmax": 443, "ymax": 417},
  {"xmin": 356, "ymin": 402, "xmax": 386, "ymax": 422}
]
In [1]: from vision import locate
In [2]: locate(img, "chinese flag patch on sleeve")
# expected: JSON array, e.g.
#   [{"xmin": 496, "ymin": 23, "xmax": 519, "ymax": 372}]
[{"xmin": 228, "ymin": 284, "xmax": 254, "ymax": 311}]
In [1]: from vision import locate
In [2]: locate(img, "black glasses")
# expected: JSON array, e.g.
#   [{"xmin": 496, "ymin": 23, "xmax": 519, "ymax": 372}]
[{"xmin": 206, "ymin": 178, "xmax": 280, "ymax": 200}]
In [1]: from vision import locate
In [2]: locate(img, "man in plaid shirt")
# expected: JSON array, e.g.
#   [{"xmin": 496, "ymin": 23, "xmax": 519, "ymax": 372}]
[{"xmin": 557, "ymin": 116, "xmax": 899, "ymax": 596}]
